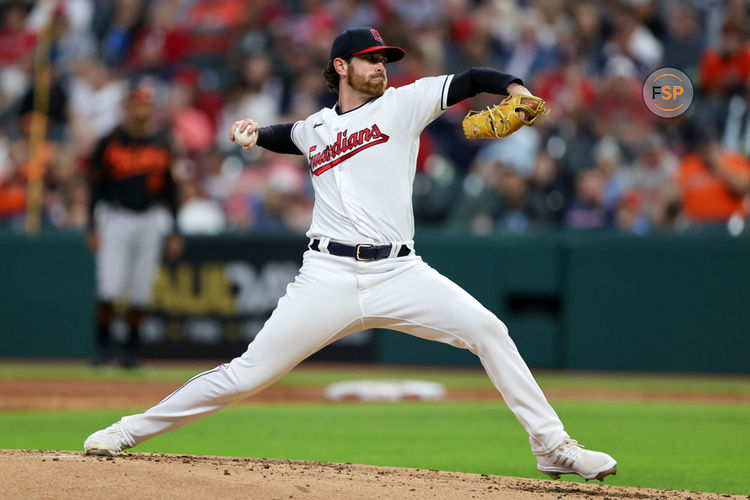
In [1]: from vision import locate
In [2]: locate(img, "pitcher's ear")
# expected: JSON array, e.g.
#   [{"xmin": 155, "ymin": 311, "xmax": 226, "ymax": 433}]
[{"xmin": 333, "ymin": 57, "xmax": 348, "ymax": 77}]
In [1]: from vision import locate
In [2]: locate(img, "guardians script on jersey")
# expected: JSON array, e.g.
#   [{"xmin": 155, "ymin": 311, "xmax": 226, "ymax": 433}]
[{"xmin": 308, "ymin": 124, "xmax": 390, "ymax": 176}]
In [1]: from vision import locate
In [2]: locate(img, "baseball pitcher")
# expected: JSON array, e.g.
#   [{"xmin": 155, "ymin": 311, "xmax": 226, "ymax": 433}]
[{"xmin": 84, "ymin": 28, "xmax": 616, "ymax": 481}]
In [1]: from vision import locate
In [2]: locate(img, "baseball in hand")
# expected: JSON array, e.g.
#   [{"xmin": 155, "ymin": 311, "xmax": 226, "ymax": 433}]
[{"xmin": 233, "ymin": 127, "xmax": 257, "ymax": 147}]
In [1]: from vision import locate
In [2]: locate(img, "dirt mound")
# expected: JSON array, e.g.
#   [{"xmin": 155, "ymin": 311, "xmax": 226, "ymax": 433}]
[{"xmin": 1, "ymin": 449, "xmax": 741, "ymax": 499}]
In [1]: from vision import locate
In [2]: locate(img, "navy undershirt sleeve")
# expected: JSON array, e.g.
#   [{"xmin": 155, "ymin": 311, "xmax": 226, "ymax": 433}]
[
  {"xmin": 257, "ymin": 123, "xmax": 303, "ymax": 155},
  {"xmin": 446, "ymin": 68, "xmax": 523, "ymax": 107}
]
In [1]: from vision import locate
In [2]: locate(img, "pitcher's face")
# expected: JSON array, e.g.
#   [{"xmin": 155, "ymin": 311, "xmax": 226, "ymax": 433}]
[{"xmin": 347, "ymin": 52, "xmax": 388, "ymax": 97}]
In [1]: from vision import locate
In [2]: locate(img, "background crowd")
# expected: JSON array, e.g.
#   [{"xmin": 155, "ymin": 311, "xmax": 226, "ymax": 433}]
[{"xmin": 1, "ymin": 0, "xmax": 749, "ymax": 236}]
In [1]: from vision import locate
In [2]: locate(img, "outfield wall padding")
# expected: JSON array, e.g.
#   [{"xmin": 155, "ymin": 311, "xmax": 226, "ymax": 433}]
[
  {"xmin": 1, "ymin": 230, "xmax": 748, "ymax": 373},
  {"xmin": 0, "ymin": 231, "xmax": 95, "ymax": 357}
]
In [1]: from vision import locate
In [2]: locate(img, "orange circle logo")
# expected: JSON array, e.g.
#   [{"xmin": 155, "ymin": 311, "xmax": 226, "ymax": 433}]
[{"xmin": 642, "ymin": 68, "xmax": 693, "ymax": 118}]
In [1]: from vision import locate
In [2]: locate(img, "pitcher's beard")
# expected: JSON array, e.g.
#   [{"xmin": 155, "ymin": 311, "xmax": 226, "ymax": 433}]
[{"xmin": 347, "ymin": 67, "xmax": 387, "ymax": 97}]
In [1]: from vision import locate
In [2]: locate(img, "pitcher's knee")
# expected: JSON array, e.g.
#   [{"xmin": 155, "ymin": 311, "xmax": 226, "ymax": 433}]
[
  {"xmin": 495, "ymin": 318, "xmax": 510, "ymax": 338},
  {"xmin": 477, "ymin": 313, "xmax": 509, "ymax": 337},
  {"xmin": 472, "ymin": 315, "xmax": 514, "ymax": 349},
  {"xmin": 225, "ymin": 357, "xmax": 290, "ymax": 394}
]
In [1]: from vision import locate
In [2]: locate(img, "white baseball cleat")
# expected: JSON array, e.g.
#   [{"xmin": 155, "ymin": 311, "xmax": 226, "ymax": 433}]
[
  {"xmin": 537, "ymin": 438, "xmax": 617, "ymax": 481},
  {"xmin": 83, "ymin": 422, "xmax": 131, "ymax": 457}
]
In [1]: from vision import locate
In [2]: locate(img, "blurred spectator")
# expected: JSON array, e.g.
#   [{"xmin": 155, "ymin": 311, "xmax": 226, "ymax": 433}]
[
  {"xmin": 589, "ymin": 55, "xmax": 655, "ymax": 164},
  {"xmin": 593, "ymin": 136, "xmax": 626, "ymax": 210},
  {"xmin": 100, "ymin": 0, "xmax": 145, "ymax": 67},
  {"xmin": 475, "ymin": 126, "xmax": 541, "ymax": 179},
  {"xmin": 0, "ymin": 53, "xmax": 31, "ymax": 122},
  {"xmin": 526, "ymin": 151, "xmax": 571, "ymax": 228},
  {"xmin": 284, "ymin": 61, "xmax": 331, "ymax": 121},
  {"xmin": 333, "ymin": 0, "xmax": 379, "ymax": 31},
  {"xmin": 44, "ymin": 143, "xmax": 88, "ymax": 228},
  {"xmin": 613, "ymin": 134, "xmax": 680, "ymax": 230},
  {"xmin": 251, "ymin": 158, "xmax": 312, "ymax": 234},
  {"xmin": 722, "ymin": 93, "xmax": 750, "ymax": 157},
  {"xmin": 0, "ymin": 138, "xmax": 27, "ymax": 226},
  {"xmin": 495, "ymin": 165, "xmax": 533, "ymax": 234},
  {"xmin": 699, "ymin": 20, "xmax": 750, "ymax": 98},
  {"xmin": 412, "ymin": 151, "xmax": 461, "ymax": 224},
  {"xmin": 447, "ymin": 159, "xmax": 505, "ymax": 235},
  {"xmin": 602, "ymin": 4, "xmax": 663, "ymax": 74},
  {"xmin": 677, "ymin": 124, "xmax": 750, "ymax": 224},
  {"xmin": 662, "ymin": 3, "xmax": 703, "ymax": 76},
  {"xmin": 0, "ymin": 2, "xmax": 36, "ymax": 66},
  {"xmin": 61, "ymin": 176, "xmax": 90, "ymax": 228},
  {"xmin": 68, "ymin": 58, "xmax": 125, "ymax": 157},
  {"xmin": 532, "ymin": 55, "xmax": 597, "ymax": 126},
  {"xmin": 126, "ymin": 0, "xmax": 188, "ymax": 75},
  {"xmin": 0, "ymin": 131, "xmax": 58, "ymax": 228},
  {"xmin": 177, "ymin": 178, "xmax": 225, "ymax": 235},
  {"xmin": 215, "ymin": 52, "xmax": 282, "ymax": 152},
  {"xmin": 565, "ymin": 167, "xmax": 613, "ymax": 230},
  {"xmin": 566, "ymin": 2, "xmax": 605, "ymax": 74},
  {"xmin": 27, "ymin": 0, "xmax": 94, "ymax": 35},
  {"xmin": 18, "ymin": 71, "xmax": 70, "ymax": 141},
  {"xmin": 31, "ymin": 0, "xmax": 98, "ymax": 75},
  {"xmin": 502, "ymin": 9, "xmax": 558, "ymax": 84},
  {"xmin": 224, "ymin": 152, "xmax": 311, "ymax": 233},
  {"xmin": 393, "ymin": 0, "xmax": 443, "ymax": 29},
  {"xmin": 0, "ymin": 127, "xmax": 9, "ymax": 174},
  {"xmin": 198, "ymin": 146, "xmax": 242, "ymax": 207},
  {"xmin": 169, "ymin": 78, "xmax": 214, "ymax": 156},
  {"xmin": 615, "ymin": 190, "xmax": 650, "ymax": 235},
  {"xmin": 629, "ymin": 0, "xmax": 666, "ymax": 41}
]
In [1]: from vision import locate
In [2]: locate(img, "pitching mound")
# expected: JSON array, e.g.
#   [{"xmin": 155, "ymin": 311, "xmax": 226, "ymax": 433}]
[{"xmin": 1, "ymin": 449, "xmax": 741, "ymax": 499}]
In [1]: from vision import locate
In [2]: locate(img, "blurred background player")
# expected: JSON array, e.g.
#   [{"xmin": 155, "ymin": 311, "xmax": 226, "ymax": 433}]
[{"xmin": 87, "ymin": 82, "xmax": 183, "ymax": 368}]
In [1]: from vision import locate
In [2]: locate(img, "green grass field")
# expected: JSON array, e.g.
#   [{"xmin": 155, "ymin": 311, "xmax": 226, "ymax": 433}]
[{"xmin": 1, "ymin": 361, "xmax": 749, "ymax": 495}]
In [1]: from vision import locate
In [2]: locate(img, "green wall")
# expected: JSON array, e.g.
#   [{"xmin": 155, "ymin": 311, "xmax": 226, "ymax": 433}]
[
  {"xmin": 0, "ymin": 231, "xmax": 95, "ymax": 357},
  {"xmin": 562, "ymin": 236, "xmax": 750, "ymax": 372},
  {"xmin": 1, "ymin": 230, "xmax": 748, "ymax": 373}
]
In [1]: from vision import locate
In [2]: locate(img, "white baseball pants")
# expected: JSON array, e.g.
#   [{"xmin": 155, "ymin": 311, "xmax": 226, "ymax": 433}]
[
  {"xmin": 95, "ymin": 204, "xmax": 170, "ymax": 306},
  {"xmin": 120, "ymin": 249, "xmax": 568, "ymax": 455}
]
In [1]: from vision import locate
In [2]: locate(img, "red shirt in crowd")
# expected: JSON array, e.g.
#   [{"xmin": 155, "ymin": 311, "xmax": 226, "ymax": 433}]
[
  {"xmin": 699, "ymin": 42, "xmax": 750, "ymax": 94},
  {"xmin": 0, "ymin": 27, "xmax": 35, "ymax": 65}
]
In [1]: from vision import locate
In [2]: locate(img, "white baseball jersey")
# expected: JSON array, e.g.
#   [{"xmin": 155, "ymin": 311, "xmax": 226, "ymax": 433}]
[{"xmin": 291, "ymin": 75, "xmax": 454, "ymax": 245}]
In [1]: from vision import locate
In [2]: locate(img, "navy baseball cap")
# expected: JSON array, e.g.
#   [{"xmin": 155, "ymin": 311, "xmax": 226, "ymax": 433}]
[
  {"xmin": 330, "ymin": 28, "xmax": 405, "ymax": 63},
  {"xmin": 127, "ymin": 76, "xmax": 158, "ymax": 104}
]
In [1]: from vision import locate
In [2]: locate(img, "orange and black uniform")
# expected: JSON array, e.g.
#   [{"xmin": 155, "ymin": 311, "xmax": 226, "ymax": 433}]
[
  {"xmin": 89, "ymin": 127, "xmax": 178, "ymax": 224},
  {"xmin": 88, "ymin": 126, "xmax": 177, "ymax": 367}
]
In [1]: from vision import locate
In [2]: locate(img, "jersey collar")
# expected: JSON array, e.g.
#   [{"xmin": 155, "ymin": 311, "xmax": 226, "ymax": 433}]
[{"xmin": 334, "ymin": 96, "xmax": 378, "ymax": 115}]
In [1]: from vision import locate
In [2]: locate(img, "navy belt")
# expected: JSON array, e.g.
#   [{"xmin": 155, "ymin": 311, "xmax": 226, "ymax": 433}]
[{"xmin": 309, "ymin": 239, "xmax": 412, "ymax": 261}]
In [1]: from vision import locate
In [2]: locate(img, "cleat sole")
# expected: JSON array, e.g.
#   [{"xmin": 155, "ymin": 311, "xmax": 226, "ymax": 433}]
[
  {"xmin": 84, "ymin": 446, "xmax": 118, "ymax": 457},
  {"xmin": 594, "ymin": 465, "xmax": 617, "ymax": 481},
  {"xmin": 538, "ymin": 463, "xmax": 617, "ymax": 482}
]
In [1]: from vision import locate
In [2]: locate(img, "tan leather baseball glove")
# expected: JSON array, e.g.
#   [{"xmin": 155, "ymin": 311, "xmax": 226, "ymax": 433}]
[{"xmin": 462, "ymin": 94, "xmax": 549, "ymax": 140}]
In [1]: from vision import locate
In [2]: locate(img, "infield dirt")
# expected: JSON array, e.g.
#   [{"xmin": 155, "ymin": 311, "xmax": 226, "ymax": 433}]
[
  {"xmin": 3, "ymin": 379, "xmax": 749, "ymax": 411},
  {"xmin": 2, "ymin": 449, "xmax": 745, "ymax": 500}
]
